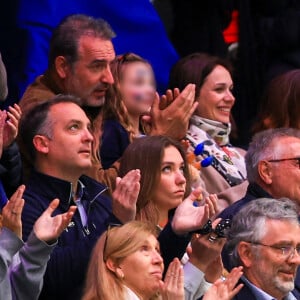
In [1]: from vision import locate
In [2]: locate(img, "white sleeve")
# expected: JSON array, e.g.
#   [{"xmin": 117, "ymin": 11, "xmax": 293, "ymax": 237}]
[{"xmin": 184, "ymin": 261, "xmax": 212, "ymax": 300}]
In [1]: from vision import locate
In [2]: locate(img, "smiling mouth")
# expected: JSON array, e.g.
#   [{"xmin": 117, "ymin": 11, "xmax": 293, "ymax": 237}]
[{"xmin": 219, "ymin": 107, "xmax": 231, "ymax": 113}]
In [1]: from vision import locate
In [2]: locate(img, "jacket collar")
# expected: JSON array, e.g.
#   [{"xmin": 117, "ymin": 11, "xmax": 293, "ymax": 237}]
[
  {"xmin": 247, "ymin": 182, "xmax": 273, "ymax": 199},
  {"xmin": 28, "ymin": 170, "xmax": 108, "ymax": 210}
]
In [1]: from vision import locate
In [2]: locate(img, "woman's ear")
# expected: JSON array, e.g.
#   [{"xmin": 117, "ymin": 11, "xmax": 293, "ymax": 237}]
[
  {"xmin": 106, "ymin": 258, "xmax": 124, "ymax": 279},
  {"xmin": 33, "ymin": 135, "xmax": 50, "ymax": 154},
  {"xmin": 105, "ymin": 257, "xmax": 116, "ymax": 273}
]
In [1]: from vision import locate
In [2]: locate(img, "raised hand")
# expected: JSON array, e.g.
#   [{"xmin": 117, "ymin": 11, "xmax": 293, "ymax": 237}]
[
  {"xmin": 143, "ymin": 84, "xmax": 197, "ymax": 140},
  {"xmin": 112, "ymin": 169, "xmax": 140, "ymax": 223},
  {"xmin": 203, "ymin": 266, "xmax": 244, "ymax": 300},
  {"xmin": 160, "ymin": 258, "xmax": 184, "ymax": 300},
  {"xmin": 171, "ymin": 188, "xmax": 218, "ymax": 235},
  {"xmin": 2, "ymin": 185, "xmax": 25, "ymax": 239},
  {"xmin": 186, "ymin": 219, "xmax": 225, "ymax": 274},
  {"xmin": 33, "ymin": 199, "xmax": 76, "ymax": 242},
  {"xmin": 2, "ymin": 104, "xmax": 22, "ymax": 148}
]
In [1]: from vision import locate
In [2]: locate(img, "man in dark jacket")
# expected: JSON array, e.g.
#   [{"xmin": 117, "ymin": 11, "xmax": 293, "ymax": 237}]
[
  {"xmin": 218, "ymin": 127, "xmax": 300, "ymax": 298},
  {"xmin": 226, "ymin": 197, "xmax": 300, "ymax": 300},
  {"xmin": 19, "ymin": 95, "xmax": 213, "ymax": 300}
]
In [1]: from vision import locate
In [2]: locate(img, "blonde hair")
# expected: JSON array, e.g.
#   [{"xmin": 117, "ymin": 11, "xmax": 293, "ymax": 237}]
[{"xmin": 82, "ymin": 221, "xmax": 161, "ymax": 300}]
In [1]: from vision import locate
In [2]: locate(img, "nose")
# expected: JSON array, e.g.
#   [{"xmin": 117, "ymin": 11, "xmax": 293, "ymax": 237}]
[
  {"xmin": 288, "ymin": 249, "xmax": 300, "ymax": 265},
  {"xmin": 152, "ymin": 251, "xmax": 164, "ymax": 265},
  {"xmin": 101, "ymin": 65, "xmax": 114, "ymax": 85},
  {"xmin": 83, "ymin": 128, "xmax": 94, "ymax": 142},
  {"xmin": 175, "ymin": 170, "xmax": 186, "ymax": 186},
  {"xmin": 224, "ymin": 89, "xmax": 235, "ymax": 102}
]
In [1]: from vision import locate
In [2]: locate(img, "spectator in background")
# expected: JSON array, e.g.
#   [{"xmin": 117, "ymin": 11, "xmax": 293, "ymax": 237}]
[
  {"xmin": 252, "ymin": 69, "xmax": 300, "ymax": 135},
  {"xmin": 0, "ymin": 0, "xmax": 178, "ymax": 103},
  {"xmin": 18, "ymin": 13, "xmax": 196, "ymax": 191},
  {"xmin": 168, "ymin": 52, "xmax": 248, "ymax": 210},
  {"xmin": 101, "ymin": 53, "xmax": 156, "ymax": 169}
]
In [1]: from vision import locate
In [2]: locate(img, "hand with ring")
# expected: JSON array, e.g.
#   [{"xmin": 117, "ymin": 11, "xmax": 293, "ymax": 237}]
[
  {"xmin": 187, "ymin": 219, "xmax": 227, "ymax": 277},
  {"xmin": 2, "ymin": 185, "xmax": 25, "ymax": 239}
]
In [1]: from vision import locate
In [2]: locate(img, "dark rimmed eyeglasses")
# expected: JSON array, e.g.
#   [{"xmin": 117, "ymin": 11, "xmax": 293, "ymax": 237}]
[
  {"xmin": 268, "ymin": 157, "xmax": 300, "ymax": 168},
  {"xmin": 248, "ymin": 241, "xmax": 300, "ymax": 259}
]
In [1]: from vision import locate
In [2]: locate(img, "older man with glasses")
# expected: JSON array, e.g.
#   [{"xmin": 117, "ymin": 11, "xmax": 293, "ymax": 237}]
[
  {"xmin": 224, "ymin": 197, "xmax": 300, "ymax": 300},
  {"xmin": 219, "ymin": 127, "xmax": 300, "ymax": 218},
  {"xmin": 217, "ymin": 127, "xmax": 300, "ymax": 298}
]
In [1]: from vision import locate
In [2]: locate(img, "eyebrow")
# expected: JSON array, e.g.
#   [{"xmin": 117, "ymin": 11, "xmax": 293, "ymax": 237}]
[
  {"xmin": 67, "ymin": 119, "xmax": 91, "ymax": 126},
  {"xmin": 161, "ymin": 161, "xmax": 184, "ymax": 165}
]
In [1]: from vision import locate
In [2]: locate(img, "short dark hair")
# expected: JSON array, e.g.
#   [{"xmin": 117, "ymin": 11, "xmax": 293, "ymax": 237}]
[
  {"xmin": 48, "ymin": 14, "xmax": 116, "ymax": 68},
  {"xmin": 19, "ymin": 94, "xmax": 81, "ymax": 161}
]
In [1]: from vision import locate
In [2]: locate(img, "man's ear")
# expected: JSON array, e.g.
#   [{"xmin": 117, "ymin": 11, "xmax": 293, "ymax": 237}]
[
  {"xmin": 33, "ymin": 135, "xmax": 50, "ymax": 154},
  {"xmin": 55, "ymin": 56, "xmax": 69, "ymax": 79},
  {"xmin": 258, "ymin": 160, "xmax": 272, "ymax": 185},
  {"xmin": 238, "ymin": 241, "xmax": 254, "ymax": 268}
]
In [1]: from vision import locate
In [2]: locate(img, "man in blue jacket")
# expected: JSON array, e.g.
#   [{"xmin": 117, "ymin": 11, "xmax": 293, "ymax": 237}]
[
  {"xmin": 19, "ymin": 94, "xmax": 212, "ymax": 300},
  {"xmin": 19, "ymin": 95, "xmax": 140, "ymax": 300}
]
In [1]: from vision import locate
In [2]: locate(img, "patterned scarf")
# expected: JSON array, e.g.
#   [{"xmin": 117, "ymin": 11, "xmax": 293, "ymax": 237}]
[{"xmin": 185, "ymin": 116, "xmax": 246, "ymax": 186}]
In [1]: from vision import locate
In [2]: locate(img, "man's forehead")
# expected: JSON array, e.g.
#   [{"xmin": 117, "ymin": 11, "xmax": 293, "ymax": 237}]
[
  {"xmin": 77, "ymin": 35, "xmax": 115, "ymax": 61},
  {"xmin": 271, "ymin": 136, "xmax": 300, "ymax": 154},
  {"xmin": 49, "ymin": 102, "xmax": 89, "ymax": 122},
  {"xmin": 263, "ymin": 219, "xmax": 300, "ymax": 241}
]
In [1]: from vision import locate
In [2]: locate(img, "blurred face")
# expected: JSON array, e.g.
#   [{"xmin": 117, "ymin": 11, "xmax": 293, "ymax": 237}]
[
  {"xmin": 120, "ymin": 62, "xmax": 156, "ymax": 116},
  {"xmin": 64, "ymin": 35, "xmax": 115, "ymax": 107},
  {"xmin": 119, "ymin": 234, "xmax": 164, "ymax": 299},
  {"xmin": 267, "ymin": 137, "xmax": 300, "ymax": 204},
  {"xmin": 39, "ymin": 102, "xmax": 93, "ymax": 179},
  {"xmin": 152, "ymin": 146, "xmax": 186, "ymax": 213},
  {"xmin": 245, "ymin": 219, "xmax": 300, "ymax": 299},
  {"xmin": 195, "ymin": 65, "xmax": 235, "ymax": 123}
]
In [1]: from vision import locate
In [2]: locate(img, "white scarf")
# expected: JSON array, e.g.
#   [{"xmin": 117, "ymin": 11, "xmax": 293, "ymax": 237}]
[{"xmin": 186, "ymin": 115, "xmax": 246, "ymax": 186}]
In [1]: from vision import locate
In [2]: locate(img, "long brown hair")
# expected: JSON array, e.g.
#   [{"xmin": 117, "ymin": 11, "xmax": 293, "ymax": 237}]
[{"xmin": 119, "ymin": 135, "xmax": 191, "ymax": 225}]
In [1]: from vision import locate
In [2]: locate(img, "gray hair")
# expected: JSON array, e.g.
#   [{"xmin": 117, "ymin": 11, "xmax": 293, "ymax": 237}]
[
  {"xmin": 226, "ymin": 197, "xmax": 299, "ymax": 267},
  {"xmin": 245, "ymin": 128, "xmax": 300, "ymax": 182}
]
